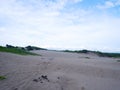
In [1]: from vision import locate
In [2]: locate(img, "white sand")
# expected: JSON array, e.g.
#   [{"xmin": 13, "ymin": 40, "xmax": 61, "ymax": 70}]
[{"xmin": 0, "ymin": 50, "xmax": 120, "ymax": 90}]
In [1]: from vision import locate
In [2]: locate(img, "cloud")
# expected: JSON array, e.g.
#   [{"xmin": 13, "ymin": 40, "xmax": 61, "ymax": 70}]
[
  {"xmin": 0, "ymin": 0, "xmax": 120, "ymax": 52},
  {"xmin": 96, "ymin": 0, "xmax": 120, "ymax": 9}
]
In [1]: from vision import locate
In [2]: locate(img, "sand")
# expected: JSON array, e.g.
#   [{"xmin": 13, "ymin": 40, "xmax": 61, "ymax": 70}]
[{"xmin": 0, "ymin": 50, "xmax": 120, "ymax": 90}]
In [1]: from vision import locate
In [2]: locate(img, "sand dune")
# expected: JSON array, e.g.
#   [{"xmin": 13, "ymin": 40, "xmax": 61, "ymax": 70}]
[{"xmin": 0, "ymin": 50, "xmax": 120, "ymax": 90}]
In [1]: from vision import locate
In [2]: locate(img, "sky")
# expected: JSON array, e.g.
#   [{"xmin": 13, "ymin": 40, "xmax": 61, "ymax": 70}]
[{"xmin": 0, "ymin": 0, "xmax": 120, "ymax": 52}]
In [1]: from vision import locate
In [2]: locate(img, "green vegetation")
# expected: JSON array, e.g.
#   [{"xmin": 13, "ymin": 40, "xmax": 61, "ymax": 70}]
[
  {"xmin": 63, "ymin": 49, "xmax": 89, "ymax": 53},
  {"xmin": 95, "ymin": 51, "xmax": 120, "ymax": 58},
  {"xmin": 63, "ymin": 49, "xmax": 120, "ymax": 58},
  {"xmin": 1, "ymin": 44, "xmax": 120, "ymax": 58},
  {"xmin": 0, "ymin": 76, "xmax": 6, "ymax": 80},
  {"xmin": 25, "ymin": 46, "xmax": 47, "ymax": 51},
  {"xmin": 0, "ymin": 46, "xmax": 39, "ymax": 55}
]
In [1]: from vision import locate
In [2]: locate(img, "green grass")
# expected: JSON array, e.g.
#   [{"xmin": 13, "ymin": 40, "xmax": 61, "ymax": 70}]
[
  {"xmin": 63, "ymin": 50, "xmax": 120, "ymax": 58},
  {"xmin": 0, "ymin": 46, "xmax": 40, "ymax": 56},
  {"xmin": 0, "ymin": 76, "xmax": 6, "ymax": 80}
]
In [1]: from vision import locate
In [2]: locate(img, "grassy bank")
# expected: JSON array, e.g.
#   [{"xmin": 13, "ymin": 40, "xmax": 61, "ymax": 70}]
[
  {"xmin": 96, "ymin": 52, "xmax": 120, "ymax": 58},
  {"xmin": 0, "ymin": 46, "xmax": 39, "ymax": 55},
  {"xmin": 63, "ymin": 50, "xmax": 120, "ymax": 58}
]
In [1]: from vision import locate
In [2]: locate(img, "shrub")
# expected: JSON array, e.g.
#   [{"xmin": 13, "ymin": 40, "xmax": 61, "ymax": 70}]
[{"xmin": 0, "ymin": 76, "xmax": 6, "ymax": 80}]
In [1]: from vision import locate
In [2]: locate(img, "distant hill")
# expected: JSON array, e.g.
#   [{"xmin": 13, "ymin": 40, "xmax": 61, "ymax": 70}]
[
  {"xmin": 63, "ymin": 49, "xmax": 120, "ymax": 58},
  {"xmin": 25, "ymin": 46, "xmax": 47, "ymax": 51},
  {"xmin": 0, "ymin": 46, "xmax": 39, "ymax": 55},
  {"xmin": 5, "ymin": 44, "xmax": 47, "ymax": 51},
  {"xmin": 1, "ymin": 44, "xmax": 120, "ymax": 58}
]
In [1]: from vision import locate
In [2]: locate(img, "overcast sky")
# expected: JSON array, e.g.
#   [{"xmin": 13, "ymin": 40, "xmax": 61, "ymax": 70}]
[{"xmin": 0, "ymin": 0, "xmax": 120, "ymax": 52}]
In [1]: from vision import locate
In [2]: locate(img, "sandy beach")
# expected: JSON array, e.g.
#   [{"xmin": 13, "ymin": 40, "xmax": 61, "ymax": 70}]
[{"xmin": 0, "ymin": 50, "xmax": 120, "ymax": 90}]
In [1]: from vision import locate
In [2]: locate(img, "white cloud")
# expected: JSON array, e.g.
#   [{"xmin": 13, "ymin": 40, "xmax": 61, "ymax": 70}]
[{"xmin": 0, "ymin": 0, "xmax": 120, "ymax": 52}]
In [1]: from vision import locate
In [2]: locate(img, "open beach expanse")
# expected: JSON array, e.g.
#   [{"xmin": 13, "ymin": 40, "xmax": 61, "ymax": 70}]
[
  {"xmin": 1, "ymin": 0, "xmax": 120, "ymax": 90},
  {"xmin": 0, "ymin": 50, "xmax": 120, "ymax": 90}
]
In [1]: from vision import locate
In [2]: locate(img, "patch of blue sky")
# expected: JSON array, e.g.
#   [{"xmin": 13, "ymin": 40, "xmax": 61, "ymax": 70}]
[
  {"xmin": 70, "ymin": 0, "xmax": 105, "ymax": 9},
  {"xmin": 60, "ymin": 0, "xmax": 105, "ymax": 16},
  {"xmin": 107, "ymin": 6, "xmax": 120, "ymax": 17}
]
